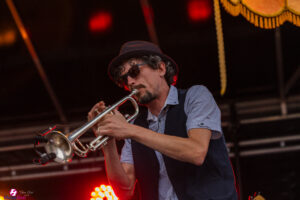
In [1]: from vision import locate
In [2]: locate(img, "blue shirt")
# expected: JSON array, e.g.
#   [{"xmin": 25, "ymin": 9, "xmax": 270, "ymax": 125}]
[{"xmin": 120, "ymin": 85, "xmax": 222, "ymax": 200}]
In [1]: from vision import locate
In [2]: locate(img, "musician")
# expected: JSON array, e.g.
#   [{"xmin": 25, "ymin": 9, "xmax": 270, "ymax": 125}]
[{"xmin": 88, "ymin": 41, "xmax": 238, "ymax": 200}]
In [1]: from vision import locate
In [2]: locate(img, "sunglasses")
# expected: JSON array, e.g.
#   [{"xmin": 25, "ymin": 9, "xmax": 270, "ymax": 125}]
[{"xmin": 118, "ymin": 63, "xmax": 146, "ymax": 86}]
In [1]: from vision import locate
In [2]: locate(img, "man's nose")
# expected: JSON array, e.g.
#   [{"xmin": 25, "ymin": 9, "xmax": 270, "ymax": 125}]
[{"xmin": 127, "ymin": 76, "xmax": 135, "ymax": 87}]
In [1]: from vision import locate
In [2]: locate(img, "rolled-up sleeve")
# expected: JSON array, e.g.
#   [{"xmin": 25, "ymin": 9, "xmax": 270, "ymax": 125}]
[
  {"xmin": 120, "ymin": 139, "xmax": 134, "ymax": 164},
  {"xmin": 184, "ymin": 85, "xmax": 222, "ymax": 139}
]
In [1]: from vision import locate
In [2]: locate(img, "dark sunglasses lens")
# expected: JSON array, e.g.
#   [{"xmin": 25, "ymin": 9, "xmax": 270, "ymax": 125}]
[
  {"xmin": 118, "ymin": 64, "xmax": 142, "ymax": 86},
  {"xmin": 128, "ymin": 64, "xmax": 140, "ymax": 78}
]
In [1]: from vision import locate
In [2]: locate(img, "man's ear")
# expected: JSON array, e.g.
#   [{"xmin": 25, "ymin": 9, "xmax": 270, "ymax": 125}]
[{"xmin": 158, "ymin": 61, "xmax": 166, "ymax": 77}]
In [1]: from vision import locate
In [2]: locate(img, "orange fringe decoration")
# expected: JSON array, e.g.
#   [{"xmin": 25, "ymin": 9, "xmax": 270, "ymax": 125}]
[{"xmin": 220, "ymin": 0, "xmax": 300, "ymax": 29}]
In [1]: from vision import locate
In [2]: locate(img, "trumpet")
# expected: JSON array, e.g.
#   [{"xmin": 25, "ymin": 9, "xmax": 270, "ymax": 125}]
[{"xmin": 37, "ymin": 89, "xmax": 139, "ymax": 164}]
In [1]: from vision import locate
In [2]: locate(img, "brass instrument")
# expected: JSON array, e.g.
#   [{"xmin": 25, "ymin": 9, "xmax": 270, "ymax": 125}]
[{"xmin": 39, "ymin": 89, "xmax": 139, "ymax": 164}]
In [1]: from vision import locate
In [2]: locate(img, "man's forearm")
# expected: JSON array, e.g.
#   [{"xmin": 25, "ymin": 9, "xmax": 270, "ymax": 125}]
[
  {"xmin": 129, "ymin": 125, "xmax": 211, "ymax": 166},
  {"xmin": 102, "ymin": 141, "xmax": 135, "ymax": 198}
]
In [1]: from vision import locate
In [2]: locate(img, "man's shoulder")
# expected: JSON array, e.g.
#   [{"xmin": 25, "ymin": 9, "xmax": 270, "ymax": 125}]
[
  {"xmin": 182, "ymin": 85, "xmax": 211, "ymax": 97},
  {"xmin": 177, "ymin": 85, "xmax": 209, "ymax": 92},
  {"xmin": 188, "ymin": 84, "xmax": 208, "ymax": 91},
  {"xmin": 174, "ymin": 85, "xmax": 215, "ymax": 105}
]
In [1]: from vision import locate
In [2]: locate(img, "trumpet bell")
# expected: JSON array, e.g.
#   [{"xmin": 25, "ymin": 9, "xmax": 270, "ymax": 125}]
[{"xmin": 44, "ymin": 131, "xmax": 73, "ymax": 163}]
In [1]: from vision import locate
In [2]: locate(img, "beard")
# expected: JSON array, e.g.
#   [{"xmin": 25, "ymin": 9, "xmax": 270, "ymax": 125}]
[{"xmin": 137, "ymin": 90, "xmax": 157, "ymax": 104}]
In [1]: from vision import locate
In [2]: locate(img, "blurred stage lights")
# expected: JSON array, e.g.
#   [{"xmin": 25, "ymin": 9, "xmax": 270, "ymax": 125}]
[
  {"xmin": 0, "ymin": 29, "xmax": 17, "ymax": 46},
  {"xmin": 187, "ymin": 0, "xmax": 212, "ymax": 22},
  {"xmin": 89, "ymin": 11, "xmax": 112, "ymax": 33},
  {"xmin": 90, "ymin": 184, "xmax": 119, "ymax": 200}
]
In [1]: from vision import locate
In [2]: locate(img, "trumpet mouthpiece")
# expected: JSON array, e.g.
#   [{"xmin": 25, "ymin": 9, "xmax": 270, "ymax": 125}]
[{"xmin": 132, "ymin": 89, "xmax": 139, "ymax": 95}]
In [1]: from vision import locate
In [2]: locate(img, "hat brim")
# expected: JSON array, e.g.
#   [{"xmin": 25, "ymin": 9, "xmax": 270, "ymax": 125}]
[{"xmin": 108, "ymin": 50, "xmax": 178, "ymax": 83}]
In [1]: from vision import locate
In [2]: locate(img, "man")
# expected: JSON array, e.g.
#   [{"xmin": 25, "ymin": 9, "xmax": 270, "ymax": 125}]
[{"xmin": 88, "ymin": 41, "xmax": 238, "ymax": 200}]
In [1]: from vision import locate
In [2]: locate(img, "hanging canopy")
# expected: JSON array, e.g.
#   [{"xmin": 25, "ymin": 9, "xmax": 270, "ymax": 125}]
[{"xmin": 220, "ymin": 0, "xmax": 300, "ymax": 28}]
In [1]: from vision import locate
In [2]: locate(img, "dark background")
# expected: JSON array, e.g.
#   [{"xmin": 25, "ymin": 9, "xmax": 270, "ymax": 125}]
[{"xmin": 0, "ymin": 0, "xmax": 300, "ymax": 199}]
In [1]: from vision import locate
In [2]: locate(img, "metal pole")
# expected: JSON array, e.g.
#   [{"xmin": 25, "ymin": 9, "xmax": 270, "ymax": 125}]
[
  {"xmin": 275, "ymin": 27, "xmax": 287, "ymax": 116},
  {"xmin": 139, "ymin": 0, "xmax": 159, "ymax": 45},
  {"xmin": 0, "ymin": 157, "xmax": 104, "ymax": 172},
  {"xmin": 285, "ymin": 65, "xmax": 300, "ymax": 96},
  {"xmin": 229, "ymin": 102, "xmax": 243, "ymax": 200},
  {"xmin": 5, "ymin": 0, "xmax": 68, "ymax": 124},
  {"xmin": 0, "ymin": 167, "xmax": 103, "ymax": 181}
]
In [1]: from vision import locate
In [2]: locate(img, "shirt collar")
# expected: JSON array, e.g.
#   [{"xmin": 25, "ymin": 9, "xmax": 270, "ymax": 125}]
[
  {"xmin": 165, "ymin": 85, "xmax": 179, "ymax": 106},
  {"xmin": 147, "ymin": 85, "xmax": 179, "ymax": 121}
]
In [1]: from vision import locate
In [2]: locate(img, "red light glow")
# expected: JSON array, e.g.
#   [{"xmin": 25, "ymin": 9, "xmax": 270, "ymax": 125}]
[
  {"xmin": 89, "ymin": 11, "xmax": 112, "ymax": 33},
  {"xmin": 90, "ymin": 184, "xmax": 118, "ymax": 200},
  {"xmin": 172, "ymin": 75, "xmax": 178, "ymax": 86},
  {"xmin": 142, "ymin": 5, "xmax": 154, "ymax": 24},
  {"xmin": 0, "ymin": 29, "xmax": 17, "ymax": 46},
  {"xmin": 187, "ymin": 0, "xmax": 212, "ymax": 22}
]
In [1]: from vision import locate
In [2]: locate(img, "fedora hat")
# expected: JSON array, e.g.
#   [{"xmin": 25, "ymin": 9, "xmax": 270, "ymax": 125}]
[{"xmin": 108, "ymin": 40, "xmax": 178, "ymax": 84}]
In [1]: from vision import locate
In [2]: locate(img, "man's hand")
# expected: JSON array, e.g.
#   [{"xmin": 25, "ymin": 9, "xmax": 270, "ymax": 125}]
[
  {"xmin": 87, "ymin": 101, "xmax": 119, "ymax": 148},
  {"xmin": 97, "ymin": 109, "xmax": 133, "ymax": 140},
  {"xmin": 88, "ymin": 101, "xmax": 133, "ymax": 141},
  {"xmin": 87, "ymin": 101, "xmax": 107, "ymax": 136}
]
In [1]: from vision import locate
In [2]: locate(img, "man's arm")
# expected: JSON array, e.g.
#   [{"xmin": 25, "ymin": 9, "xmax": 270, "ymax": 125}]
[
  {"xmin": 98, "ymin": 85, "xmax": 219, "ymax": 166},
  {"xmin": 88, "ymin": 101, "xmax": 136, "ymax": 199},
  {"xmin": 99, "ymin": 116, "xmax": 211, "ymax": 165},
  {"xmin": 99, "ymin": 111, "xmax": 211, "ymax": 165},
  {"xmin": 129, "ymin": 125, "xmax": 211, "ymax": 165},
  {"xmin": 101, "ymin": 139, "xmax": 136, "ymax": 199}
]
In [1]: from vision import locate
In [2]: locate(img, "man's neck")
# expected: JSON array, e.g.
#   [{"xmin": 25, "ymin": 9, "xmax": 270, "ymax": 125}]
[{"xmin": 147, "ymin": 83, "xmax": 170, "ymax": 117}]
